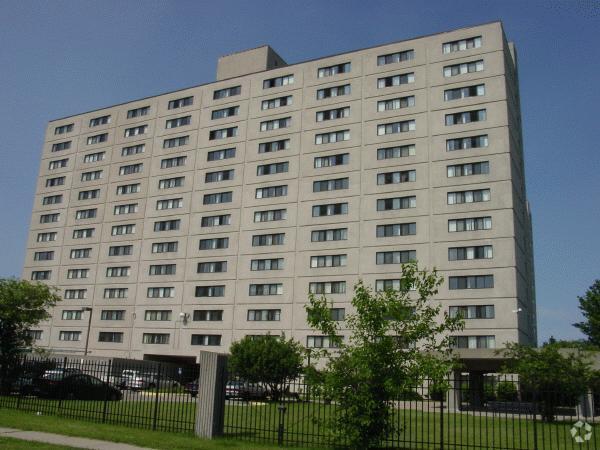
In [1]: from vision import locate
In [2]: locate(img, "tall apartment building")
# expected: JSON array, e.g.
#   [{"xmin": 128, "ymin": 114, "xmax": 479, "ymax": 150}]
[{"xmin": 23, "ymin": 21, "xmax": 536, "ymax": 361}]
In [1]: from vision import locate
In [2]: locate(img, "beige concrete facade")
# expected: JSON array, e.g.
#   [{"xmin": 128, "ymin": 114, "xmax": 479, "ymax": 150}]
[{"xmin": 23, "ymin": 21, "xmax": 536, "ymax": 360}]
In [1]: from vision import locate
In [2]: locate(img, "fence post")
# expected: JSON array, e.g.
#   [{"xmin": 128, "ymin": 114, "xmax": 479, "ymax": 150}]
[
  {"xmin": 102, "ymin": 359, "xmax": 111, "ymax": 423},
  {"xmin": 532, "ymin": 391, "xmax": 539, "ymax": 450},
  {"xmin": 195, "ymin": 351, "xmax": 228, "ymax": 439},
  {"xmin": 439, "ymin": 393, "xmax": 444, "ymax": 450},
  {"xmin": 152, "ymin": 364, "xmax": 161, "ymax": 431}
]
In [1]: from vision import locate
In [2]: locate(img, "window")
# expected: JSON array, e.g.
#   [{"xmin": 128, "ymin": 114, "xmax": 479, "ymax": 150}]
[
  {"xmin": 451, "ymin": 335, "xmax": 495, "ymax": 349},
  {"xmin": 255, "ymin": 185, "xmax": 287, "ymax": 199},
  {"xmin": 448, "ymin": 245, "xmax": 493, "ymax": 261},
  {"xmin": 121, "ymin": 144, "xmax": 145, "ymax": 156},
  {"xmin": 127, "ymin": 106, "xmax": 150, "ymax": 118},
  {"xmin": 377, "ymin": 170, "xmax": 416, "ymax": 185},
  {"xmin": 449, "ymin": 275, "xmax": 494, "ymax": 290},
  {"xmin": 443, "ymin": 60, "xmax": 484, "ymax": 78},
  {"xmin": 149, "ymin": 264, "xmax": 176, "ymax": 276},
  {"xmin": 49, "ymin": 158, "xmax": 69, "ymax": 169},
  {"xmin": 205, "ymin": 169, "xmax": 234, "ymax": 183},
  {"xmin": 375, "ymin": 279, "xmax": 412, "ymax": 292},
  {"xmin": 377, "ymin": 196, "xmax": 416, "ymax": 211},
  {"xmin": 158, "ymin": 176, "xmax": 184, "ymax": 189},
  {"xmin": 312, "ymin": 202, "xmax": 348, "ymax": 217},
  {"xmin": 311, "ymin": 228, "xmax": 347, "ymax": 242},
  {"xmin": 154, "ymin": 219, "xmax": 181, "ymax": 232},
  {"xmin": 37, "ymin": 232, "xmax": 57, "ymax": 242},
  {"xmin": 444, "ymin": 84, "xmax": 485, "ymax": 101},
  {"xmin": 207, "ymin": 147, "xmax": 235, "ymax": 161},
  {"xmin": 64, "ymin": 289, "xmax": 87, "ymax": 299},
  {"xmin": 119, "ymin": 163, "xmax": 143, "ymax": 176},
  {"xmin": 72, "ymin": 228, "xmax": 94, "ymax": 239},
  {"xmin": 249, "ymin": 283, "xmax": 283, "ymax": 296},
  {"xmin": 31, "ymin": 270, "xmax": 51, "ymax": 281},
  {"xmin": 447, "ymin": 189, "xmax": 490, "ymax": 204},
  {"xmin": 209, "ymin": 127, "xmax": 238, "ymax": 140},
  {"xmin": 446, "ymin": 135, "xmax": 488, "ymax": 151},
  {"xmin": 191, "ymin": 334, "xmax": 221, "ymax": 346},
  {"xmin": 442, "ymin": 36, "xmax": 482, "ymax": 54},
  {"xmin": 259, "ymin": 139, "xmax": 290, "ymax": 154},
  {"xmin": 45, "ymin": 176, "xmax": 65, "ymax": 187},
  {"xmin": 376, "ymin": 250, "xmax": 416, "ymax": 264},
  {"xmin": 89, "ymin": 115, "xmax": 110, "ymax": 127},
  {"xmin": 59, "ymin": 331, "xmax": 81, "ymax": 341},
  {"xmin": 111, "ymin": 224, "xmax": 135, "ymax": 236},
  {"xmin": 315, "ymin": 130, "xmax": 349, "ymax": 145},
  {"xmin": 81, "ymin": 170, "xmax": 102, "ymax": 182},
  {"xmin": 83, "ymin": 151, "xmax": 105, "ymax": 163},
  {"xmin": 213, "ymin": 86, "xmax": 240, "ymax": 100},
  {"xmin": 145, "ymin": 310, "xmax": 172, "ymax": 321},
  {"xmin": 62, "ymin": 310, "xmax": 82, "ymax": 320},
  {"xmin": 447, "ymin": 161, "xmax": 489, "ymax": 177},
  {"xmin": 197, "ymin": 261, "xmax": 227, "ymax": 273},
  {"xmin": 307, "ymin": 336, "xmax": 340, "ymax": 348},
  {"xmin": 316, "ymin": 84, "xmax": 351, "ymax": 100},
  {"xmin": 113, "ymin": 203, "xmax": 138, "ymax": 215},
  {"xmin": 445, "ymin": 109, "xmax": 486, "ymax": 126},
  {"xmin": 42, "ymin": 194, "xmax": 62, "ymax": 205},
  {"xmin": 106, "ymin": 266, "xmax": 130, "ymax": 277},
  {"xmin": 34, "ymin": 251, "xmax": 54, "ymax": 261},
  {"xmin": 449, "ymin": 305, "xmax": 494, "ymax": 319},
  {"xmin": 203, "ymin": 191, "xmax": 232, "ymax": 204},
  {"xmin": 52, "ymin": 141, "xmax": 71, "ymax": 152},
  {"xmin": 108, "ymin": 245, "xmax": 133, "ymax": 256},
  {"xmin": 377, "ymin": 96, "xmax": 415, "ymax": 112},
  {"xmin": 124, "ymin": 125, "xmax": 147, "ymax": 137},
  {"xmin": 168, "ymin": 96, "xmax": 193, "ymax": 109},
  {"xmin": 377, "ymin": 49, "xmax": 414, "ymax": 66},
  {"xmin": 254, "ymin": 209, "xmax": 286, "ymax": 222},
  {"xmin": 310, "ymin": 254, "xmax": 347, "ymax": 268},
  {"xmin": 116, "ymin": 183, "xmax": 141, "ymax": 195},
  {"xmin": 100, "ymin": 310, "xmax": 125, "ymax": 320},
  {"xmin": 257, "ymin": 162, "xmax": 288, "ymax": 176},
  {"xmin": 195, "ymin": 286, "xmax": 225, "ymax": 297},
  {"xmin": 376, "ymin": 222, "xmax": 416, "ymax": 237},
  {"xmin": 166, "ymin": 115, "xmax": 191, "ymax": 129},
  {"xmin": 211, "ymin": 106, "xmax": 239, "ymax": 119},
  {"xmin": 314, "ymin": 153, "xmax": 349, "ymax": 168},
  {"xmin": 199, "ymin": 237, "xmax": 229, "ymax": 250},
  {"xmin": 78, "ymin": 189, "xmax": 100, "ymax": 201},
  {"xmin": 67, "ymin": 268, "xmax": 89, "ymax": 279},
  {"xmin": 87, "ymin": 133, "xmax": 108, "ymax": 145},
  {"xmin": 156, "ymin": 198, "xmax": 183, "ymax": 210},
  {"xmin": 251, "ymin": 258, "xmax": 284, "ymax": 271},
  {"xmin": 261, "ymin": 96, "xmax": 292, "ymax": 110},
  {"xmin": 40, "ymin": 213, "xmax": 59, "ymax": 224},
  {"xmin": 252, "ymin": 233, "xmax": 285, "ymax": 247},
  {"xmin": 263, "ymin": 74, "xmax": 294, "ymax": 89},
  {"xmin": 143, "ymin": 333, "xmax": 170, "ymax": 344},
  {"xmin": 309, "ymin": 281, "xmax": 346, "ymax": 294},
  {"xmin": 193, "ymin": 310, "xmax": 223, "ymax": 321},
  {"xmin": 54, "ymin": 123, "xmax": 73, "ymax": 135},
  {"xmin": 70, "ymin": 248, "xmax": 91, "ymax": 259},
  {"xmin": 377, "ymin": 120, "xmax": 416, "ymax": 135},
  {"xmin": 98, "ymin": 332, "xmax": 123, "ymax": 343},
  {"xmin": 163, "ymin": 135, "xmax": 189, "ymax": 148},
  {"xmin": 377, "ymin": 144, "xmax": 415, "ymax": 160},
  {"xmin": 152, "ymin": 241, "xmax": 178, "ymax": 253},
  {"xmin": 330, "ymin": 308, "xmax": 345, "ymax": 321},
  {"xmin": 201, "ymin": 214, "xmax": 231, "ymax": 227},
  {"xmin": 377, "ymin": 73, "xmax": 415, "ymax": 89},
  {"xmin": 28, "ymin": 330, "xmax": 43, "ymax": 340},
  {"xmin": 316, "ymin": 107, "xmax": 350, "ymax": 122},
  {"xmin": 160, "ymin": 156, "xmax": 186, "ymax": 169},
  {"xmin": 448, "ymin": 216, "xmax": 492, "ymax": 232},
  {"xmin": 247, "ymin": 309, "xmax": 281, "ymax": 321},
  {"xmin": 318, "ymin": 62, "xmax": 351, "ymax": 78},
  {"xmin": 260, "ymin": 117, "xmax": 291, "ymax": 131},
  {"xmin": 313, "ymin": 177, "xmax": 349, "ymax": 192}
]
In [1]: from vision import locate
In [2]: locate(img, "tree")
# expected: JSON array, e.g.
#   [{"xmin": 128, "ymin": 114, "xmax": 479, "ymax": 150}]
[
  {"xmin": 229, "ymin": 335, "xmax": 304, "ymax": 401},
  {"xmin": 305, "ymin": 262, "xmax": 464, "ymax": 450},
  {"xmin": 0, "ymin": 278, "xmax": 61, "ymax": 392},
  {"xmin": 501, "ymin": 343, "xmax": 592, "ymax": 421},
  {"xmin": 574, "ymin": 280, "xmax": 600, "ymax": 346}
]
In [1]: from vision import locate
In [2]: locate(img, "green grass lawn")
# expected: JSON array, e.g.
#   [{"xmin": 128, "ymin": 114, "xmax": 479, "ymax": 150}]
[{"xmin": 0, "ymin": 436, "xmax": 77, "ymax": 449}]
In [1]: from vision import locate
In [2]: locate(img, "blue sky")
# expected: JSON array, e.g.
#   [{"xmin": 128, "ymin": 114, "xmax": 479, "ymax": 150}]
[{"xmin": 0, "ymin": 0, "xmax": 598, "ymax": 343}]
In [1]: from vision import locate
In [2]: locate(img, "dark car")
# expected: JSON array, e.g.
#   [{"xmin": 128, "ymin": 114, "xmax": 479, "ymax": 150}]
[
  {"xmin": 33, "ymin": 374, "xmax": 122, "ymax": 401},
  {"xmin": 184, "ymin": 381, "xmax": 198, "ymax": 397},
  {"xmin": 226, "ymin": 380, "xmax": 268, "ymax": 401}
]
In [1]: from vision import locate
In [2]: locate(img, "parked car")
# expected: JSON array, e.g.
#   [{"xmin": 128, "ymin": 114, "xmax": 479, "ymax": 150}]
[
  {"xmin": 32, "ymin": 374, "xmax": 122, "ymax": 400},
  {"xmin": 184, "ymin": 381, "xmax": 198, "ymax": 397},
  {"xmin": 226, "ymin": 381, "xmax": 269, "ymax": 401},
  {"xmin": 119, "ymin": 370, "xmax": 179, "ymax": 391}
]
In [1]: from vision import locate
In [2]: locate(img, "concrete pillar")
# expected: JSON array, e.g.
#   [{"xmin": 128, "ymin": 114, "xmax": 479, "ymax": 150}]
[
  {"xmin": 468, "ymin": 371, "xmax": 485, "ymax": 408},
  {"xmin": 577, "ymin": 389, "xmax": 594, "ymax": 418},
  {"xmin": 195, "ymin": 351, "xmax": 228, "ymax": 438},
  {"xmin": 447, "ymin": 370, "xmax": 463, "ymax": 412}
]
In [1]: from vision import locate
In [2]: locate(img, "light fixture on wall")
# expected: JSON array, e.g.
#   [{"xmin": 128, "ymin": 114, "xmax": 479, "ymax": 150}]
[{"xmin": 179, "ymin": 312, "xmax": 189, "ymax": 324}]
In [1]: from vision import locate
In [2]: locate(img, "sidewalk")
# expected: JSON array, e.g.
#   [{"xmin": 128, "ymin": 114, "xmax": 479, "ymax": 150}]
[{"xmin": 0, "ymin": 427, "xmax": 154, "ymax": 450}]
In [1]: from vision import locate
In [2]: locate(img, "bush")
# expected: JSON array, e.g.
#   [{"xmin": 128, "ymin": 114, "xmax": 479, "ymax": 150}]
[{"xmin": 496, "ymin": 381, "xmax": 518, "ymax": 402}]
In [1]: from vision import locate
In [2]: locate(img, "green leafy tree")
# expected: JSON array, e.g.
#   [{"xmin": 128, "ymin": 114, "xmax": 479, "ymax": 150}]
[
  {"xmin": 229, "ymin": 335, "xmax": 303, "ymax": 401},
  {"xmin": 574, "ymin": 280, "xmax": 600, "ymax": 346},
  {"xmin": 0, "ymin": 278, "xmax": 61, "ymax": 392},
  {"xmin": 305, "ymin": 262, "xmax": 464, "ymax": 450},
  {"xmin": 501, "ymin": 343, "xmax": 592, "ymax": 421}
]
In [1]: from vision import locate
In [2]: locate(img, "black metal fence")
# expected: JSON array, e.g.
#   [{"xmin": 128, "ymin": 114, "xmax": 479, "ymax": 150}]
[{"xmin": 0, "ymin": 355, "xmax": 199, "ymax": 433}]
